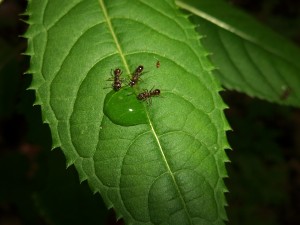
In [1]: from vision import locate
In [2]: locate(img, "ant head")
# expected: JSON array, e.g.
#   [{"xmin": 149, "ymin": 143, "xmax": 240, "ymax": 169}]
[
  {"xmin": 153, "ymin": 89, "xmax": 160, "ymax": 95},
  {"xmin": 136, "ymin": 65, "xmax": 144, "ymax": 73},
  {"xmin": 114, "ymin": 68, "xmax": 122, "ymax": 76},
  {"xmin": 129, "ymin": 80, "xmax": 136, "ymax": 87}
]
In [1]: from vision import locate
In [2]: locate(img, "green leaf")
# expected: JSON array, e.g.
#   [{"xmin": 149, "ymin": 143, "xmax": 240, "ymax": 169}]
[
  {"xmin": 25, "ymin": 0, "xmax": 230, "ymax": 224},
  {"xmin": 176, "ymin": 0, "xmax": 300, "ymax": 107}
]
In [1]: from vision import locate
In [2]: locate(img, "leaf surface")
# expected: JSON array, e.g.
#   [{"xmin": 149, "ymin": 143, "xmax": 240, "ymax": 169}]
[
  {"xmin": 176, "ymin": 0, "xmax": 300, "ymax": 106},
  {"xmin": 25, "ymin": 0, "xmax": 230, "ymax": 224}
]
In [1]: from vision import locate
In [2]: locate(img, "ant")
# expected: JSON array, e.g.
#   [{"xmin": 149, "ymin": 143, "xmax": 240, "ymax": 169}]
[
  {"xmin": 280, "ymin": 86, "xmax": 291, "ymax": 100},
  {"xmin": 129, "ymin": 65, "xmax": 144, "ymax": 87},
  {"xmin": 107, "ymin": 68, "xmax": 123, "ymax": 91},
  {"xmin": 137, "ymin": 88, "xmax": 160, "ymax": 105},
  {"xmin": 156, "ymin": 60, "xmax": 160, "ymax": 68}
]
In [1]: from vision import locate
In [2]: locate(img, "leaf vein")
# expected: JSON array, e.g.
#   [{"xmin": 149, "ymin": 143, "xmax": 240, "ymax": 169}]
[
  {"xmin": 146, "ymin": 112, "xmax": 194, "ymax": 225},
  {"xmin": 46, "ymin": 0, "xmax": 84, "ymax": 30}
]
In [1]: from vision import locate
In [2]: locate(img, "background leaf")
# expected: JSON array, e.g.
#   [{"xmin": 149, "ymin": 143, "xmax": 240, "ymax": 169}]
[
  {"xmin": 176, "ymin": 0, "xmax": 300, "ymax": 107},
  {"xmin": 25, "ymin": 0, "xmax": 230, "ymax": 224}
]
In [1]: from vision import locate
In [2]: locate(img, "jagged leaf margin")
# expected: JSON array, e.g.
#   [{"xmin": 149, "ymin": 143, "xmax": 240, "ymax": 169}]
[
  {"xmin": 24, "ymin": 0, "xmax": 231, "ymax": 224},
  {"xmin": 177, "ymin": 0, "xmax": 300, "ymax": 107}
]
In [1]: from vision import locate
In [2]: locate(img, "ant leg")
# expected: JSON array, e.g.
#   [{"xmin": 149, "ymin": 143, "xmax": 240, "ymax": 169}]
[{"xmin": 147, "ymin": 97, "xmax": 152, "ymax": 106}]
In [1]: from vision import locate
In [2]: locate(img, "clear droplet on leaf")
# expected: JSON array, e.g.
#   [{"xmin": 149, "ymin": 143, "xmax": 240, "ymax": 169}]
[{"xmin": 103, "ymin": 88, "xmax": 148, "ymax": 126}]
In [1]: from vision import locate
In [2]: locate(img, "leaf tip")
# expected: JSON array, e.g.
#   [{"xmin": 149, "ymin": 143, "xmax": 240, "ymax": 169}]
[
  {"xmin": 21, "ymin": 51, "xmax": 31, "ymax": 57},
  {"xmin": 66, "ymin": 159, "xmax": 75, "ymax": 168},
  {"xmin": 79, "ymin": 175, "xmax": 88, "ymax": 183},
  {"xmin": 28, "ymin": 81, "xmax": 40, "ymax": 90},
  {"xmin": 222, "ymin": 138, "xmax": 232, "ymax": 151},
  {"xmin": 91, "ymin": 188, "xmax": 99, "ymax": 195},
  {"xmin": 19, "ymin": 10, "xmax": 31, "ymax": 16},
  {"xmin": 19, "ymin": 18, "xmax": 30, "ymax": 25},
  {"xmin": 50, "ymin": 137, "xmax": 62, "ymax": 151},
  {"xmin": 115, "ymin": 211, "xmax": 125, "ymax": 222},
  {"xmin": 23, "ymin": 69, "xmax": 32, "ymax": 75},
  {"xmin": 32, "ymin": 99, "xmax": 42, "ymax": 106},
  {"xmin": 50, "ymin": 145, "xmax": 60, "ymax": 151}
]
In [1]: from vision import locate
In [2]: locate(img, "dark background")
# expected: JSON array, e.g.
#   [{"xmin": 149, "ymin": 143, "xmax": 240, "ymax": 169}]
[{"xmin": 0, "ymin": 0, "xmax": 299, "ymax": 224}]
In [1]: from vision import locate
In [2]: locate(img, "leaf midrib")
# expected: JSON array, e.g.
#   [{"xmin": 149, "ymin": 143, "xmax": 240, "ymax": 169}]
[
  {"xmin": 99, "ymin": 0, "xmax": 192, "ymax": 222},
  {"xmin": 98, "ymin": 0, "xmax": 130, "ymax": 76},
  {"xmin": 146, "ymin": 111, "xmax": 192, "ymax": 224}
]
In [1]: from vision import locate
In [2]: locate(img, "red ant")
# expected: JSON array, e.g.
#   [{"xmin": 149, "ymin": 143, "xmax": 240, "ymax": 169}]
[
  {"xmin": 129, "ymin": 65, "xmax": 144, "ymax": 87},
  {"xmin": 137, "ymin": 88, "xmax": 160, "ymax": 104},
  {"xmin": 156, "ymin": 60, "xmax": 160, "ymax": 68},
  {"xmin": 280, "ymin": 86, "xmax": 291, "ymax": 100},
  {"xmin": 105, "ymin": 68, "xmax": 123, "ymax": 91}
]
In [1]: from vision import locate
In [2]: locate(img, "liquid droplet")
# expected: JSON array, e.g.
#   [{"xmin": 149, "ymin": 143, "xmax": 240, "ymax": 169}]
[{"xmin": 103, "ymin": 88, "xmax": 148, "ymax": 126}]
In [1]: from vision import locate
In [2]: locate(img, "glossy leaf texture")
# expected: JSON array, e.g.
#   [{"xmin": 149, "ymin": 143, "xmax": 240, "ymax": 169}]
[
  {"xmin": 25, "ymin": 0, "xmax": 230, "ymax": 224},
  {"xmin": 176, "ymin": 0, "xmax": 300, "ymax": 107}
]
